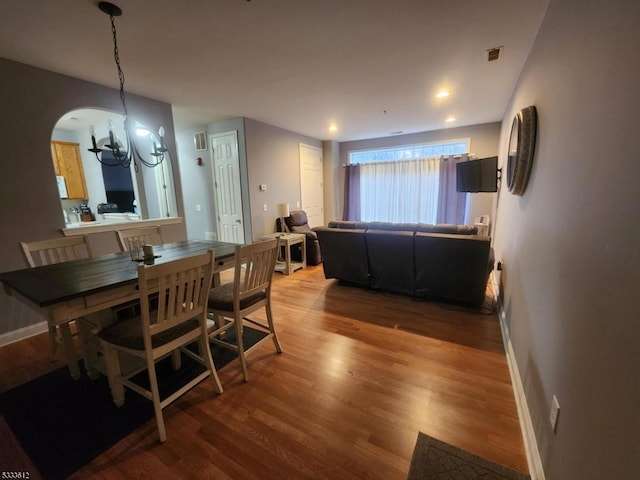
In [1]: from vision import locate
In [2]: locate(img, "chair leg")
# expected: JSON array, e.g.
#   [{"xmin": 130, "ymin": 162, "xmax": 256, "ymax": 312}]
[
  {"xmin": 76, "ymin": 317, "xmax": 99, "ymax": 380},
  {"xmin": 102, "ymin": 343, "xmax": 125, "ymax": 407},
  {"xmin": 235, "ymin": 315, "xmax": 249, "ymax": 382},
  {"xmin": 265, "ymin": 302, "xmax": 283, "ymax": 353},
  {"xmin": 146, "ymin": 357, "xmax": 167, "ymax": 443},
  {"xmin": 48, "ymin": 325, "xmax": 58, "ymax": 361},
  {"xmin": 199, "ymin": 335, "xmax": 223, "ymax": 394},
  {"xmin": 171, "ymin": 350, "xmax": 182, "ymax": 370},
  {"xmin": 59, "ymin": 322, "xmax": 82, "ymax": 380}
]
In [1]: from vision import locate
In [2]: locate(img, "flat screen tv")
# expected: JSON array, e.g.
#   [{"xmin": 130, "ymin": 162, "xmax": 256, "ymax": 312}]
[{"xmin": 456, "ymin": 156, "xmax": 498, "ymax": 193}]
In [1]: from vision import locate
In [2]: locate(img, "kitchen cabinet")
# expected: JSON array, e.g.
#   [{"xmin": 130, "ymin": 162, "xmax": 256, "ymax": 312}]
[{"xmin": 51, "ymin": 141, "xmax": 88, "ymax": 199}]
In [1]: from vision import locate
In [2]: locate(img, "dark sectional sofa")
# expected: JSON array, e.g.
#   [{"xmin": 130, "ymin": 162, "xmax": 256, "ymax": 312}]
[{"xmin": 313, "ymin": 221, "xmax": 494, "ymax": 307}]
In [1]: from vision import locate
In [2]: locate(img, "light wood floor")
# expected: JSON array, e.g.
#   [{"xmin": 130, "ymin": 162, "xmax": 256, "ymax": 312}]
[{"xmin": 0, "ymin": 265, "xmax": 528, "ymax": 479}]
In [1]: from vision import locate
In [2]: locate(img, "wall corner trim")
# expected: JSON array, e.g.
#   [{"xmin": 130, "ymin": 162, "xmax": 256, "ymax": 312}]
[{"xmin": 491, "ymin": 271, "xmax": 546, "ymax": 480}]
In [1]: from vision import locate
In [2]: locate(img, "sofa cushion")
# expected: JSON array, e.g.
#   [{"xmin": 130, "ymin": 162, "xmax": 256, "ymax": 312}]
[
  {"xmin": 415, "ymin": 223, "xmax": 478, "ymax": 235},
  {"xmin": 328, "ymin": 221, "xmax": 359, "ymax": 229},
  {"xmin": 414, "ymin": 233, "xmax": 490, "ymax": 306},
  {"xmin": 365, "ymin": 230, "xmax": 415, "ymax": 295},
  {"xmin": 286, "ymin": 210, "xmax": 309, "ymax": 227},
  {"xmin": 315, "ymin": 226, "xmax": 369, "ymax": 286}
]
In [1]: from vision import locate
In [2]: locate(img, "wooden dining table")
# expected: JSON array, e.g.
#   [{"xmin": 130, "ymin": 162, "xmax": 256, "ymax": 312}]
[{"xmin": 0, "ymin": 240, "xmax": 238, "ymax": 380}]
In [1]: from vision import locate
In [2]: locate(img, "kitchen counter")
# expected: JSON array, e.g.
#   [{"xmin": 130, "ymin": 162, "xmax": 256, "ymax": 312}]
[{"xmin": 61, "ymin": 217, "xmax": 183, "ymax": 237}]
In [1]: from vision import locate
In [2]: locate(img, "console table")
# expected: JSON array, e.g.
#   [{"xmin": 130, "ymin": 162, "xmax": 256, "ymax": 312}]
[{"xmin": 260, "ymin": 233, "xmax": 306, "ymax": 274}]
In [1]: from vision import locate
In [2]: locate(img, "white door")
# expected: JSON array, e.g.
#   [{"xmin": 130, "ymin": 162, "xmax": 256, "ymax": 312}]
[
  {"xmin": 210, "ymin": 131, "xmax": 244, "ymax": 244},
  {"xmin": 155, "ymin": 156, "xmax": 177, "ymax": 218},
  {"xmin": 299, "ymin": 144, "xmax": 324, "ymax": 227}
]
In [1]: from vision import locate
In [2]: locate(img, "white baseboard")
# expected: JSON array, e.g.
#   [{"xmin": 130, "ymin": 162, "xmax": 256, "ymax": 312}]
[
  {"xmin": 491, "ymin": 272, "xmax": 545, "ymax": 480},
  {"xmin": 0, "ymin": 321, "xmax": 48, "ymax": 348}
]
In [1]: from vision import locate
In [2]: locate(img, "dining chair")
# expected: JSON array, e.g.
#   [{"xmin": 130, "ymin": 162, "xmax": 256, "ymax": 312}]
[
  {"xmin": 19, "ymin": 235, "xmax": 93, "ymax": 361},
  {"xmin": 20, "ymin": 235, "xmax": 92, "ymax": 267},
  {"xmin": 97, "ymin": 250, "xmax": 223, "ymax": 443},
  {"xmin": 207, "ymin": 238, "xmax": 282, "ymax": 382},
  {"xmin": 116, "ymin": 226, "xmax": 163, "ymax": 252}
]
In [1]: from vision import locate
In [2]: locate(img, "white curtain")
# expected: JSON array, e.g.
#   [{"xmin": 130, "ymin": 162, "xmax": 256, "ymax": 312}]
[{"xmin": 359, "ymin": 157, "xmax": 440, "ymax": 223}]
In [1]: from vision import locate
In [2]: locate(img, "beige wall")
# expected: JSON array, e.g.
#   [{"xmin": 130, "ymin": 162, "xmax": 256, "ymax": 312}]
[
  {"xmin": 493, "ymin": 0, "xmax": 640, "ymax": 478},
  {"xmin": 0, "ymin": 58, "xmax": 185, "ymax": 335},
  {"xmin": 244, "ymin": 118, "xmax": 321, "ymax": 240},
  {"xmin": 322, "ymin": 140, "xmax": 341, "ymax": 222}
]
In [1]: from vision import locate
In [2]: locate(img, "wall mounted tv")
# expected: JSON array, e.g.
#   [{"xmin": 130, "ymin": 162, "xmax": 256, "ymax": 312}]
[{"xmin": 456, "ymin": 156, "xmax": 498, "ymax": 193}]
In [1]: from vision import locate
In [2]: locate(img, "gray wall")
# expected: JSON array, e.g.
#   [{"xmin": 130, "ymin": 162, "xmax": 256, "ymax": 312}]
[
  {"xmin": 244, "ymin": 118, "xmax": 322, "ymax": 240},
  {"xmin": 176, "ymin": 125, "xmax": 216, "ymax": 240},
  {"xmin": 338, "ymin": 122, "xmax": 501, "ymax": 224},
  {"xmin": 0, "ymin": 58, "xmax": 185, "ymax": 335},
  {"xmin": 493, "ymin": 0, "xmax": 640, "ymax": 478}
]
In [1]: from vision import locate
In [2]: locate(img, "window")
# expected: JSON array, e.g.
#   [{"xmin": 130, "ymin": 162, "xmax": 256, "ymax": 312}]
[
  {"xmin": 349, "ymin": 139, "xmax": 469, "ymax": 164},
  {"xmin": 347, "ymin": 139, "xmax": 470, "ymax": 223}
]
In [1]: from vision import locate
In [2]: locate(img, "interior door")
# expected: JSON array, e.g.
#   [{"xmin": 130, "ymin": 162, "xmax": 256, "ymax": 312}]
[
  {"xmin": 210, "ymin": 131, "xmax": 244, "ymax": 244},
  {"xmin": 299, "ymin": 144, "xmax": 324, "ymax": 227}
]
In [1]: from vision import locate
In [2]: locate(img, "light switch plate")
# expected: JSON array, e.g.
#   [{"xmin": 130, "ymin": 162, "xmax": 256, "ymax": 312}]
[{"xmin": 549, "ymin": 395, "xmax": 560, "ymax": 432}]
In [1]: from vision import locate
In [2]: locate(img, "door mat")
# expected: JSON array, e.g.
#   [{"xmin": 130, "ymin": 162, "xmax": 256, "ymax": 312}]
[{"xmin": 407, "ymin": 432, "xmax": 530, "ymax": 480}]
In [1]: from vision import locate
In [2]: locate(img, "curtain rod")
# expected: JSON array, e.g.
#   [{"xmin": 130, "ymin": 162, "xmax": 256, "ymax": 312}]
[{"xmin": 343, "ymin": 153, "xmax": 474, "ymax": 167}]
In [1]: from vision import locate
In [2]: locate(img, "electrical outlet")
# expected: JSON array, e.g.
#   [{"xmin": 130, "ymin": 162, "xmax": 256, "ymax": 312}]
[
  {"xmin": 263, "ymin": 204, "xmax": 268, "ymax": 212},
  {"xmin": 549, "ymin": 395, "xmax": 560, "ymax": 432}
]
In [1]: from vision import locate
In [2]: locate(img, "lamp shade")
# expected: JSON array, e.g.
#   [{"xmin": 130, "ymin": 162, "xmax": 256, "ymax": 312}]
[{"xmin": 277, "ymin": 203, "xmax": 290, "ymax": 218}]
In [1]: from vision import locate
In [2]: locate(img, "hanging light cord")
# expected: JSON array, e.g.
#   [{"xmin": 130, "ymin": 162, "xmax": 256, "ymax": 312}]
[
  {"xmin": 110, "ymin": 13, "xmax": 128, "ymax": 120},
  {"xmin": 89, "ymin": 2, "xmax": 167, "ymax": 170}
]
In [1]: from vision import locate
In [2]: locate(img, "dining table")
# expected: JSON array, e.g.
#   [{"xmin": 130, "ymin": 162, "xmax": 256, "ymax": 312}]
[{"xmin": 0, "ymin": 240, "xmax": 238, "ymax": 380}]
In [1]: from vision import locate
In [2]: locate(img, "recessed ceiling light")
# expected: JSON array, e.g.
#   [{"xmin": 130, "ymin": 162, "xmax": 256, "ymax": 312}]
[
  {"xmin": 445, "ymin": 116, "xmax": 456, "ymax": 123},
  {"xmin": 328, "ymin": 124, "xmax": 338, "ymax": 132},
  {"xmin": 435, "ymin": 90, "xmax": 450, "ymax": 98}
]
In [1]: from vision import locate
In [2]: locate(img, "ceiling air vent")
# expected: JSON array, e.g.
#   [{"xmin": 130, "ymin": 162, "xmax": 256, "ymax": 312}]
[{"xmin": 487, "ymin": 46, "xmax": 503, "ymax": 62}]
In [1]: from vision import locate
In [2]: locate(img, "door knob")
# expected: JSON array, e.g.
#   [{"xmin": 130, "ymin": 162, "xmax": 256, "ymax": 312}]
[{"xmin": 235, "ymin": 219, "xmax": 242, "ymax": 223}]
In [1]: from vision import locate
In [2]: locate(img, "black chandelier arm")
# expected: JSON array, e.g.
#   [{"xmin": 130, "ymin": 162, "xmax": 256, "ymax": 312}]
[
  {"xmin": 90, "ymin": 150, "xmax": 132, "ymax": 168},
  {"xmin": 132, "ymin": 142, "xmax": 164, "ymax": 168}
]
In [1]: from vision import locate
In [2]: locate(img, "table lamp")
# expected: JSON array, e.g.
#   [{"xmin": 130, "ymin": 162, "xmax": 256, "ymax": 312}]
[{"xmin": 277, "ymin": 203, "xmax": 290, "ymax": 233}]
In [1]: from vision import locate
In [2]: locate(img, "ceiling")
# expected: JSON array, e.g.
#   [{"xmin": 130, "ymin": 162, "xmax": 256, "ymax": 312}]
[{"xmin": 0, "ymin": 0, "xmax": 549, "ymax": 142}]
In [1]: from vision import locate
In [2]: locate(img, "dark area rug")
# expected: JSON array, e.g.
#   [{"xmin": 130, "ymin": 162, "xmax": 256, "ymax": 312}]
[
  {"xmin": 407, "ymin": 432, "xmax": 530, "ymax": 480},
  {"xmin": 0, "ymin": 327, "xmax": 267, "ymax": 480}
]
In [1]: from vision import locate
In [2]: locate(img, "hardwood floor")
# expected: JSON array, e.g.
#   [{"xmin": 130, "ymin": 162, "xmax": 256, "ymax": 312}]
[{"xmin": 0, "ymin": 265, "xmax": 527, "ymax": 479}]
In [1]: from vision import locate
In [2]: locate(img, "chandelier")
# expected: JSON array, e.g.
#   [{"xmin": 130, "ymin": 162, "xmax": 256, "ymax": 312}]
[{"xmin": 89, "ymin": 2, "xmax": 167, "ymax": 169}]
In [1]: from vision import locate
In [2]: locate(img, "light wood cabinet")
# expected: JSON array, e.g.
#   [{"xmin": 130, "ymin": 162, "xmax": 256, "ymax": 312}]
[{"xmin": 51, "ymin": 141, "xmax": 88, "ymax": 200}]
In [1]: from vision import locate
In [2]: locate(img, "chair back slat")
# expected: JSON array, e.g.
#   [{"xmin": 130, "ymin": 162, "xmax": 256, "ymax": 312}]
[
  {"xmin": 20, "ymin": 236, "xmax": 92, "ymax": 267},
  {"xmin": 234, "ymin": 239, "xmax": 278, "ymax": 301},
  {"xmin": 117, "ymin": 226, "xmax": 163, "ymax": 252},
  {"xmin": 138, "ymin": 250, "xmax": 215, "ymax": 341}
]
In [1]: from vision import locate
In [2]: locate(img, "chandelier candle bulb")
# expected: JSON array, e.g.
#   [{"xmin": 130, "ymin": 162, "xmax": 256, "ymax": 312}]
[{"xmin": 90, "ymin": 125, "xmax": 98, "ymax": 149}]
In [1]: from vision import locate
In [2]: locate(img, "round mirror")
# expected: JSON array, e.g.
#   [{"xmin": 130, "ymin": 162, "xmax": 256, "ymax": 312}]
[
  {"xmin": 506, "ymin": 115, "xmax": 519, "ymax": 191},
  {"xmin": 506, "ymin": 106, "xmax": 537, "ymax": 196}
]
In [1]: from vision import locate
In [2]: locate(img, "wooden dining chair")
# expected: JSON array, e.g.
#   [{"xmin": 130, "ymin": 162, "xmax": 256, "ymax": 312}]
[
  {"xmin": 19, "ymin": 235, "xmax": 93, "ymax": 362},
  {"xmin": 97, "ymin": 250, "xmax": 223, "ymax": 443},
  {"xmin": 116, "ymin": 226, "xmax": 163, "ymax": 252},
  {"xmin": 20, "ymin": 235, "xmax": 92, "ymax": 267},
  {"xmin": 207, "ymin": 238, "xmax": 282, "ymax": 382}
]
